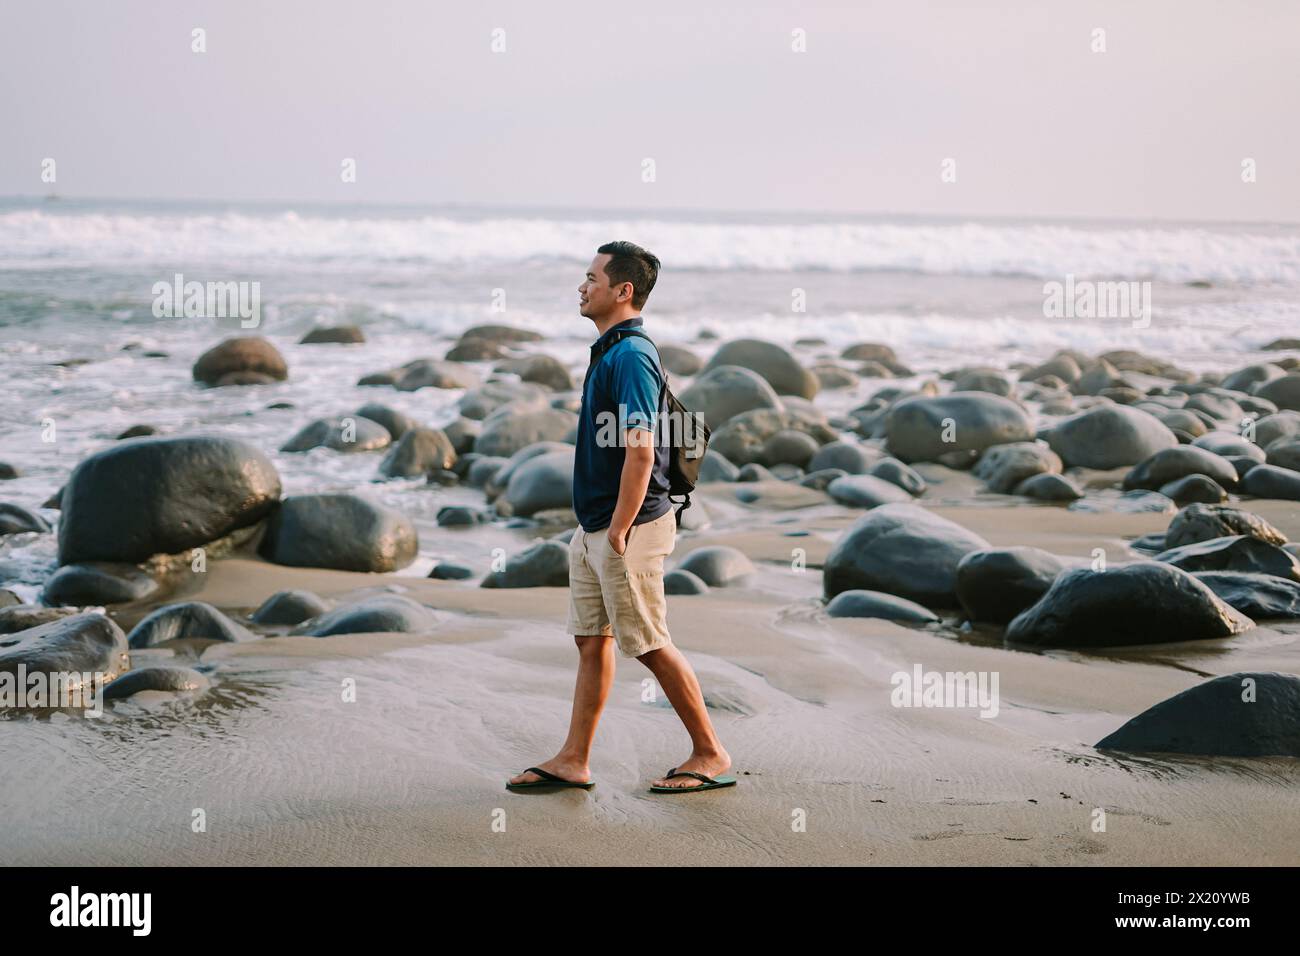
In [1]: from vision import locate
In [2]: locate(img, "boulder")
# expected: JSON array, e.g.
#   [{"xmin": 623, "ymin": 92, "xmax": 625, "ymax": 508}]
[
  {"xmin": 480, "ymin": 541, "xmax": 569, "ymax": 588},
  {"xmin": 192, "ymin": 336, "xmax": 288, "ymax": 385},
  {"xmin": 251, "ymin": 590, "xmax": 331, "ymax": 626},
  {"xmin": 281, "ymin": 416, "xmax": 392, "ymax": 453},
  {"xmin": 395, "ymin": 359, "xmax": 480, "ymax": 391},
  {"xmin": 1013, "ymin": 472, "xmax": 1083, "ymax": 501},
  {"xmin": 1165, "ymin": 503, "xmax": 1286, "ymax": 549},
  {"xmin": 675, "ymin": 546, "xmax": 756, "ymax": 587},
  {"xmin": 885, "ymin": 393, "xmax": 1035, "ymax": 466},
  {"xmin": 127, "ymin": 601, "xmax": 256, "ymax": 648},
  {"xmin": 0, "ymin": 503, "xmax": 51, "ymax": 536},
  {"xmin": 104, "ymin": 665, "xmax": 210, "ymax": 699},
  {"xmin": 259, "ymin": 494, "xmax": 418, "ymax": 572},
  {"xmin": 474, "ymin": 408, "xmax": 577, "ymax": 458},
  {"xmin": 58, "ymin": 436, "xmax": 280, "ymax": 565},
  {"xmin": 827, "ymin": 474, "xmax": 913, "ymax": 508},
  {"xmin": 708, "ymin": 408, "xmax": 836, "ymax": 467},
  {"xmin": 1240, "ymin": 464, "xmax": 1300, "ymax": 501},
  {"xmin": 825, "ymin": 589, "xmax": 938, "ymax": 623},
  {"xmin": 294, "ymin": 594, "xmax": 439, "ymax": 636},
  {"xmin": 42, "ymin": 562, "xmax": 158, "ymax": 606},
  {"xmin": 1095, "ymin": 672, "xmax": 1300, "ymax": 757},
  {"xmin": 498, "ymin": 449, "xmax": 576, "ymax": 517},
  {"xmin": 1154, "ymin": 535, "xmax": 1300, "ymax": 582},
  {"xmin": 867, "ymin": 458, "xmax": 927, "ymax": 496},
  {"xmin": 1160, "ymin": 474, "xmax": 1228, "ymax": 505},
  {"xmin": 664, "ymin": 569, "xmax": 710, "ymax": 595},
  {"xmin": 956, "ymin": 547, "xmax": 1067, "ymax": 624},
  {"xmin": 1122, "ymin": 446, "xmax": 1238, "ymax": 492},
  {"xmin": 1193, "ymin": 572, "xmax": 1300, "ymax": 620},
  {"xmin": 1005, "ymin": 563, "xmax": 1253, "ymax": 648},
  {"xmin": 355, "ymin": 403, "xmax": 415, "ymax": 440},
  {"xmin": 379, "ymin": 427, "xmax": 457, "ymax": 478},
  {"xmin": 1045, "ymin": 405, "xmax": 1178, "ymax": 469},
  {"xmin": 704, "ymin": 339, "xmax": 819, "ymax": 399},
  {"xmin": 678, "ymin": 365, "xmax": 784, "ymax": 430},
  {"xmin": 300, "ymin": 325, "xmax": 364, "ymax": 344},
  {"xmin": 822, "ymin": 503, "xmax": 991, "ymax": 607},
  {"xmin": 808, "ymin": 440, "xmax": 883, "ymax": 475},
  {"xmin": 0, "ymin": 613, "xmax": 130, "ymax": 705},
  {"xmin": 1254, "ymin": 373, "xmax": 1300, "ymax": 411},
  {"xmin": 974, "ymin": 442, "xmax": 1063, "ymax": 494}
]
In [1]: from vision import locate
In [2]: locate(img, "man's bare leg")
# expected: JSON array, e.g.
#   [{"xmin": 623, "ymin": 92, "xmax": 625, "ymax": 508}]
[
  {"xmin": 508, "ymin": 634, "xmax": 616, "ymax": 786},
  {"xmin": 638, "ymin": 643, "xmax": 731, "ymax": 789}
]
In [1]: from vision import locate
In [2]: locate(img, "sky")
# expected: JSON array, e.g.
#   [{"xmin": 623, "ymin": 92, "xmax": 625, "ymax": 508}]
[{"xmin": 1, "ymin": 0, "xmax": 1297, "ymax": 222}]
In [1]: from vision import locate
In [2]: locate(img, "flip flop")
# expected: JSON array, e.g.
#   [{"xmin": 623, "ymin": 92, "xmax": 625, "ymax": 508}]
[
  {"xmin": 506, "ymin": 766, "xmax": 595, "ymax": 791},
  {"xmin": 648, "ymin": 767, "xmax": 738, "ymax": 793}
]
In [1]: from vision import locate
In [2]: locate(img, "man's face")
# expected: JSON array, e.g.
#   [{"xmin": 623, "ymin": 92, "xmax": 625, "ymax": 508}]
[{"xmin": 578, "ymin": 253, "xmax": 629, "ymax": 320}]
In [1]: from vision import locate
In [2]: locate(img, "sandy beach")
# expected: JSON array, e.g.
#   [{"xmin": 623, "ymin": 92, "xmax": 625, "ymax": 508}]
[{"xmin": 5, "ymin": 472, "xmax": 1298, "ymax": 867}]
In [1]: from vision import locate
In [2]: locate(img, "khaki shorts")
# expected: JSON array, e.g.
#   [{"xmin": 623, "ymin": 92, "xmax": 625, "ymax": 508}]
[{"xmin": 566, "ymin": 509, "xmax": 677, "ymax": 657}]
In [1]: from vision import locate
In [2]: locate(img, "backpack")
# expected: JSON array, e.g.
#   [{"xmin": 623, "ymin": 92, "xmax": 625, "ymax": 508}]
[{"xmin": 585, "ymin": 328, "xmax": 711, "ymax": 527}]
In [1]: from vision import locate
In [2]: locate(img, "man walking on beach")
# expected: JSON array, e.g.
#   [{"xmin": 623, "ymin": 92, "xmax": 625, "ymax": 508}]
[{"xmin": 508, "ymin": 241, "xmax": 734, "ymax": 793}]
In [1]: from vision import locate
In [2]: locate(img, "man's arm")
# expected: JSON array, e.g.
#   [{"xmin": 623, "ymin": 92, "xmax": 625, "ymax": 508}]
[{"xmin": 607, "ymin": 429, "xmax": 654, "ymax": 554}]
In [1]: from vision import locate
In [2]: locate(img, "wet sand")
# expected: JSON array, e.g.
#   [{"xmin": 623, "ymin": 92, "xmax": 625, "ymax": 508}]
[{"xmin": 4, "ymin": 480, "xmax": 1299, "ymax": 866}]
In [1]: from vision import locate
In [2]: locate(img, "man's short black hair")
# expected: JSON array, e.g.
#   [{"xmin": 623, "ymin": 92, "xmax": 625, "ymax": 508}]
[{"xmin": 597, "ymin": 240, "xmax": 660, "ymax": 310}]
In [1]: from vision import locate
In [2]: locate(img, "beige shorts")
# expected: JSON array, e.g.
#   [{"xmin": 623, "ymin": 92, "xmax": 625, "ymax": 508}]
[{"xmin": 566, "ymin": 509, "xmax": 677, "ymax": 657}]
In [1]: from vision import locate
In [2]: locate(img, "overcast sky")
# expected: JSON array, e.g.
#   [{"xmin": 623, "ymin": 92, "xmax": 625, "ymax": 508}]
[{"xmin": 1, "ymin": 0, "xmax": 1296, "ymax": 222}]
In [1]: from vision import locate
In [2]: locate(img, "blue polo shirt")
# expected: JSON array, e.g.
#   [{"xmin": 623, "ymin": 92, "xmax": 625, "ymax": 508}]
[{"xmin": 573, "ymin": 317, "xmax": 673, "ymax": 532}]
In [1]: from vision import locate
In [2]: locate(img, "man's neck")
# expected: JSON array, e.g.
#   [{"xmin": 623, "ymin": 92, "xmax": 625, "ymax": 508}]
[{"xmin": 591, "ymin": 312, "xmax": 641, "ymax": 339}]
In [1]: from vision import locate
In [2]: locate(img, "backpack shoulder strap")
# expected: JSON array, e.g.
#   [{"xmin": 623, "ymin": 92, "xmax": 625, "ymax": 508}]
[{"xmin": 603, "ymin": 328, "xmax": 667, "ymax": 405}]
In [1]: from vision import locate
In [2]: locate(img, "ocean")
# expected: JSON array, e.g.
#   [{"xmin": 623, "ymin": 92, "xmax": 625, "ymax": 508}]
[{"xmin": 2, "ymin": 196, "xmax": 1298, "ymax": 593}]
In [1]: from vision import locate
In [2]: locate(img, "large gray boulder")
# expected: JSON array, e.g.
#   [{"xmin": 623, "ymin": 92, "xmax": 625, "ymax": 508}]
[
  {"xmin": 281, "ymin": 416, "xmax": 392, "ymax": 453},
  {"xmin": 885, "ymin": 393, "xmax": 1035, "ymax": 466},
  {"xmin": 1122, "ymin": 446, "xmax": 1238, "ymax": 491},
  {"xmin": 42, "ymin": 562, "xmax": 159, "ymax": 606},
  {"xmin": 1240, "ymin": 464, "xmax": 1300, "ymax": 501},
  {"xmin": 474, "ymin": 408, "xmax": 577, "ymax": 458},
  {"xmin": 1165, "ymin": 503, "xmax": 1286, "ymax": 549},
  {"xmin": 827, "ymin": 474, "xmax": 913, "ymax": 508},
  {"xmin": 1254, "ymin": 373, "xmax": 1300, "ymax": 411},
  {"xmin": 704, "ymin": 339, "xmax": 819, "ymax": 399},
  {"xmin": 1096, "ymin": 672, "xmax": 1300, "ymax": 757},
  {"xmin": 678, "ymin": 366, "xmax": 784, "ymax": 430},
  {"xmin": 974, "ymin": 442, "xmax": 1063, "ymax": 494},
  {"xmin": 823, "ymin": 503, "xmax": 990, "ymax": 607},
  {"xmin": 379, "ymin": 427, "xmax": 457, "ymax": 478},
  {"xmin": 1005, "ymin": 563, "xmax": 1252, "ymax": 648},
  {"xmin": 707, "ymin": 407, "xmax": 836, "ymax": 467},
  {"xmin": 1045, "ymin": 404, "xmax": 1178, "ymax": 469},
  {"xmin": 58, "ymin": 436, "xmax": 281, "ymax": 565},
  {"xmin": 480, "ymin": 541, "xmax": 569, "ymax": 588},
  {"xmin": 1193, "ymin": 572, "xmax": 1300, "ymax": 620},
  {"xmin": 192, "ymin": 336, "xmax": 287, "ymax": 386},
  {"xmin": 498, "ymin": 449, "xmax": 576, "ymax": 517},
  {"xmin": 825, "ymin": 589, "xmax": 938, "ymax": 623},
  {"xmin": 1154, "ymin": 535, "xmax": 1300, "ymax": 583},
  {"xmin": 294, "ymin": 594, "xmax": 439, "ymax": 636},
  {"xmin": 956, "ymin": 547, "xmax": 1067, "ymax": 624},
  {"xmin": 259, "ymin": 494, "xmax": 418, "ymax": 572}
]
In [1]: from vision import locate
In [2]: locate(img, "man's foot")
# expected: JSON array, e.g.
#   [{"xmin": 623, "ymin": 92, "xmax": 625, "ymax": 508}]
[
  {"xmin": 508, "ymin": 755, "xmax": 591, "ymax": 787},
  {"xmin": 651, "ymin": 749, "xmax": 731, "ymax": 790}
]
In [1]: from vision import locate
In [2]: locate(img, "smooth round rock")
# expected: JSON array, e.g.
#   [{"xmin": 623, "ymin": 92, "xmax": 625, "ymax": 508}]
[
  {"xmin": 885, "ymin": 392, "xmax": 1035, "ymax": 466},
  {"xmin": 664, "ymin": 569, "xmax": 710, "ymax": 595},
  {"xmin": 1005, "ymin": 562, "xmax": 1253, "ymax": 648},
  {"xmin": 675, "ymin": 547, "xmax": 756, "ymax": 588},
  {"xmin": 58, "ymin": 436, "xmax": 281, "ymax": 565},
  {"xmin": 251, "ymin": 590, "xmax": 330, "ymax": 626},
  {"xmin": 1123, "ymin": 446, "xmax": 1238, "ymax": 491},
  {"xmin": 956, "ymin": 547, "xmax": 1067, "ymax": 624},
  {"xmin": 259, "ymin": 495, "xmax": 418, "ymax": 572},
  {"xmin": 827, "ymin": 474, "xmax": 913, "ymax": 508},
  {"xmin": 825, "ymin": 589, "xmax": 938, "ymax": 623},
  {"xmin": 42, "ymin": 562, "xmax": 159, "ymax": 606},
  {"xmin": 1045, "ymin": 405, "xmax": 1178, "ymax": 469},
  {"xmin": 823, "ymin": 503, "xmax": 990, "ymax": 607},
  {"xmin": 0, "ymin": 613, "xmax": 130, "ymax": 704},
  {"xmin": 1240, "ymin": 464, "xmax": 1300, "ymax": 501},
  {"xmin": 104, "ymin": 665, "xmax": 211, "ymax": 699},
  {"xmin": 1159, "ymin": 474, "xmax": 1228, "ymax": 505},
  {"xmin": 1095, "ymin": 672, "xmax": 1300, "ymax": 757},
  {"xmin": 973, "ymin": 441, "xmax": 1062, "ymax": 494},
  {"xmin": 193, "ymin": 336, "xmax": 287, "ymax": 385},
  {"xmin": 379, "ymin": 427, "xmax": 457, "ymax": 478},
  {"xmin": 127, "ymin": 601, "xmax": 256, "ymax": 648},
  {"xmin": 295, "ymin": 595, "xmax": 438, "ymax": 636},
  {"xmin": 480, "ymin": 541, "xmax": 569, "ymax": 588},
  {"xmin": 1013, "ymin": 472, "xmax": 1083, "ymax": 501},
  {"xmin": 1193, "ymin": 572, "xmax": 1300, "ymax": 620},
  {"xmin": 1165, "ymin": 503, "xmax": 1286, "ymax": 549},
  {"xmin": 1154, "ymin": 535, "xmax": 1300, "ymax": 582}
]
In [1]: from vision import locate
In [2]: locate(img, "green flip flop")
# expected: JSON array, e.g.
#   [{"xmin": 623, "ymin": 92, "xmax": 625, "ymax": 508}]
[
  {"xmin": 506, "ymin": 767, "xmax": 595, "ymax": 791},
  {"xmin": 649, "ymin": 767, "xmax": 738, "ymax": 793}
]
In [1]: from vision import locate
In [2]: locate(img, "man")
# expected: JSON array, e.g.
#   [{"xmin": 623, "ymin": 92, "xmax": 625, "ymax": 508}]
[{"xmin": 507, "ymin": 241, "xmax": 734, "ymax": 793}]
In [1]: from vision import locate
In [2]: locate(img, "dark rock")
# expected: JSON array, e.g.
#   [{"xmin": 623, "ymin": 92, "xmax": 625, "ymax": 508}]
[
  {"xmin": 429, "ymin": 563, "xmax": 475, "ymax": 581},
  {"xmin": 104, "ymin": 665, "xmax": 211, "ymax": 699},
  {"xmin": 395, "ymin": 358, "xmax": 480, "ymax": 391},
  {"xmin": 42, "ymin": 562, "xmax": 159, "ymax": 606},
  {"xmin": 1013, "ymin": 472, "xmax": 1083, "ymax": 501},
  {"xmin": 58, "ymin": 436, "xmax": 280, "ymax": 565},
  {"xmin": 974, "ymin": 442, "xmax": 1062, "ymax": 493},
  {"xmin": 956, "ymin": 547, "xmax": 1067, "ymax": 624},
  {"xmin": 827, "ymin": 474, "xmax": 913, "ymax": 508},
  {"xmin": 760, "ymin": 429, "xmax": 820, "ymax": 469},
  {"xmin": 1155, "ymin": 535, "xmax": 1300, "ymax": 582},
  {"xmin": 698, "ymin": 450, "xmax": 740, "ymax": 482},
  {"xmin": 1096, "ymin": 672, "xmax": 1300, "ymax": 757},
  {"xmin": 1123, "ymin": 446, "xmax": 1237, "ymax": 492},
  {"xmin": 1165, "ymin": 503, "xmax": 1286, "ymax": 549},
  {"xmin": 192, "ymin": 336, "xmax": 288, "ymax": 385},
  {"xmin": 251, "ymin": 590, "xmax": 331, "ymax": 626},
  {"xmin": 1193, "ymin": 572, "xmax": 1300, "ymax": 620},
  {"xmin": 867, "ymin": 458, "xmax": 926, "ymax": 496},
  {"xmin": 0, "ymin": 605, "xmax": 81, "ymax": 634},
  {"xmin": 808, "ymin": 440, "xmax": 882, "ymax": 475},
  {"xmin": 259, "ymin": 494, "xmax": 418, "ymax": 572},
  {"xmin": 280, "ymin": 416, "xmax": 392, "ymax": 453},
  {"xmin": 127, "ymin": 601, "xmax": 256, "ymax": 648},
  {"xmin": 1240, "ymin": 464, "xmax": 1300, "ymax": 501},
  {"xmin": 885, "ymin": 392, "xmax": 1035, "ymax": 465},
  {"xmin": 497, "ymin": 449, "xmax": 575, "ymax": 517},
  {"xmin": 355, "ymin": 403, "xmax": 415, "ymax": 440},
  {"xmin": 300, "ymin": 325, "xmax": 365, "ymax": 344},
  {"xmin": 678, "ymin": 365, "xmax": 784, "ymax": 429},
  {"xmin": 0, "ymin": 503, "xmax": 51, "ymax": 536},
  {"xmin": 664, "ymin": 569, "xmax": 709, "ymax": 595},
  {"xmin": 1045, "ymin": 405, "xmax": 1178, "ymax": 469},
  {"xmin": 474, "ymin": 408, "xmax": 577, "ymax": 458},
  {"xmin": 799, "ymin": 468, "xmax": 847, "ymax": 491},
  {"xmin": 704, "ymin": 339, "xmax": 819, "ymax": 399},
  {"xmin": 1159, "ymin": 474, "xmax": 1228, "ymax": 505},
  {"xmin": 825, "ymin": 589, "xmax": 938, "ymax": 623},
  {"xmin": 379, "ymin": 427, "xmax": 457, "ymax": 478},
  {"xmin": 437, "ymin": 506, "xmax": 487, "ymax": 528},
  {"xmin": 1254, "ymin": 373, "xmax": 1300, "ymax": 411},
  {"xmin": 823, "ymin": 503, "xmax": 990, "ymax": 607},
  {"xmin": 1005, "ymin": 563, "xmax": 1252, "ymax": 648},
  {"xmin": 675, "ymin": 546, "xmax": 756, "ymax": 587},
  {"xmin": 295, "ymin": 594, "xmax": 438, "ymax": 636},
  {"xmin": 480, "ymin": 541, "xmax": 569, "ymax": 588},
  {"xmin": 0, "ymin": 613, "xmax": 130, "ymax": 704},
  {"xmin": 116, "ymin": 424, "xmax": 158, "ymax": 440}
]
